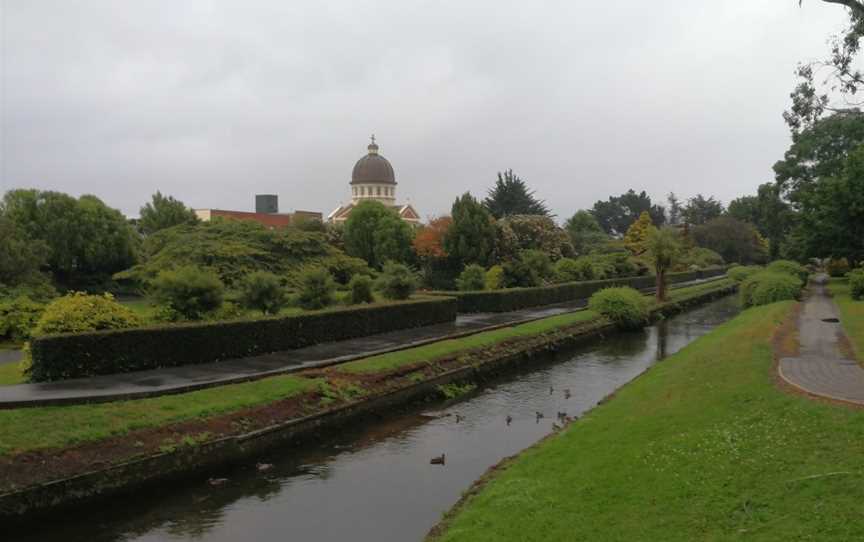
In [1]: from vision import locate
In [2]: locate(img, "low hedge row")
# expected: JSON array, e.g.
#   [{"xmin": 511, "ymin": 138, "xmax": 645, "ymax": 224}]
[
  {"xmin": 29, "ymin": 296, "xmax": 458, "ymax": 382},
  {"xmin": 432, "ymin": 268, "xmax": 728, "ymax": 313}
]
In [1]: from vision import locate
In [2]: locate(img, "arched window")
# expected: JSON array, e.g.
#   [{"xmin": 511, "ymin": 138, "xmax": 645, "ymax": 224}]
[{"xmin": 360, "ymin": 187, "xmax": 365, "ymax": 196}]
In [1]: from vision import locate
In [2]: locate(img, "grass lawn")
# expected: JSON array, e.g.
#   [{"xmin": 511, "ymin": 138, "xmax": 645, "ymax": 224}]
[
  {"xmin": 430, "ymin": 301, "xmax": 864, "ymax": 541},
  {"xmin": 828, "ymin": 278, "xmax": 864, "ymax": 359},
  {"xmin": 0, "ymin": 361, "xmax": 25, "ymax": 386},
  {"xmin": 0, "ymin": 279, "xmax": 734, "ymax": 457},
  {"xmin": 341, "ymin": 310, "xmax": 602, "ymax": 374},
  {"xmin": 342, "ymin": 279, "xmax": 735, "ymax": 375},
  {"xmin": 0, "ymin": 374, "xmax": 318, "ymax": 456}
]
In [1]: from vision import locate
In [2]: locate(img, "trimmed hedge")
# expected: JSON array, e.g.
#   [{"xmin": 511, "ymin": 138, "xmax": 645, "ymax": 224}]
[
  {"xmin": 29, "ymin": 296, "xmax": 457, "ymax": 382},
  {"xmin": 431, "ymin": 267, "xmax": 728, "ymax": 313}
]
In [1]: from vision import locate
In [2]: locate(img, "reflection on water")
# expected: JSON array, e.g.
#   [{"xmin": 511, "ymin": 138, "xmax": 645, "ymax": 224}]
[{"xmin": 9, "ymin": 297, "xmax": 739, "ymax": 542}]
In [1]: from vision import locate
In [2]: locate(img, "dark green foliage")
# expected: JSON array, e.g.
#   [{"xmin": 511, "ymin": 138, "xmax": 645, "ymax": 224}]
[
  {"xmin": 116, "ymin": 219, "xmax": 337, "ymax": 289},
  {"xmin": 775, "ymin": 111, "xmax": 864, "ymax": 201},
  {"xmin": 138, "ymin": 191, "xmax": 198, "ymax": 235},
  {"xmin": 151, "ymin": 266, "xmax": 225, "ymax": 319},
  {"xmin": 519, "ymin": 250, "xmax": 553, "ymax": 282},
  {"xmin": 0, "ymin": 297, "xmax": 45, "ymax": 342},
  {"xmin": 554, "ymin": 258, "xmax": 595, "ymax": 282},
  {"xmin": 682, "ymin": 194, "xmax": 724, "ymax": 226},
  {"xmin": 678, "ymin": 247, "xmax": 725, "ymax": 270},
  {"xmin": 727, "ymin": 265, "xmax": 762, "ymax": 283},
  {"xmin": 727, "ymin": 183, "xmax": 793, "ymax": 260},
  {"xmin": 348, "ymin": 274, "xmax": 375, "ymax": 304},
  {"xmin": 319, "ymin": 254, "xmax": 372, "ymax": 285},
  {"xmin": 501, "ymin": 259, "xmax": 539, "ymax": 288},
  {"xmin": 438, "ymin": 268, "xmax": 727, "ymax": 313},
  {"xmin": 593, "ymin": 252, "xmax": 641, "ymax": 279},
  {"xmin": 849, "ymin": 269, "xmax": 864, "ymax": 301},
  {"xmin": 297, "ymin": 267, "xmax": 336, "ymax": 310},
  {"xmin": 793, "ymin": 144, "xmax": 864, "ymax": 265},
  {"xmin": 766, "ymin": 259, "xmax": 809, "ymax": 284},
  {"xmin": 238, "ymin": 271, "xmax": 288, "ymax": 315},
  {"xmin": 564, "ymin": 211, "xmax": 607, "ymax": 254},
  {"xmin": 827, "ymin": 258, "xmax": 851, "ymax": 278},
  {"xmin": 483, "ymin": 169, "xmax": 550, "ymax": 218},
  {"xmin": 28, "ymin": 297, "xmax": 458, "ymax": 381},
  {"xmin": 444, "ymin": 193, "xmax": 497, "ymax": 268},
  {"xmin": 740, "ymin": 272, "xmax": 803, "ymax": 308},
  {"xmin": 0, "ymin": 216, "xmax": 50, "ymax": 290},
  {"xmin": 590, "ymin": 189, "xmax": 666, "ymax": 236},
  {"xmin": 588, "ymin": 287, "xmax": 649, "ymax": 330},
  {"xmin": 494, "ymin": 215, "xmax": 575, "ymax": 261},
  {"xmin": 376, "ymin": 262, "xmax": 418, "ymax": 300},
  {"xmin": 1, "ymin": 189, "xmax": 138, "ymax": 288},
  {"xmin": 456, "ymin": 264, "xmax": 487, "ymax": 291},
  {"xmin": 692, "ymin": 217, "xmax": 769, "ymax": 264},
  {"xmin": 343, "ymin": 200, "xmax": 414, "ymax": 269}
]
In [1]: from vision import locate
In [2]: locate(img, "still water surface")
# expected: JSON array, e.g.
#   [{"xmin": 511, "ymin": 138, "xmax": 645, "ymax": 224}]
[{"xmin": 12, "ymin": 296, "xmax": 739, "ymax": 542}]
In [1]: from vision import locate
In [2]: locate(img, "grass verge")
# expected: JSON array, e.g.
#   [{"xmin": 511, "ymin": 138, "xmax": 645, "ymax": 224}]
[
  {"xmin": 828, "ymin": 278, "xmax": 864, "ymax": 360},
  {"xmin": 0, "ymin": 279, "xmax": 733, "ymax": 457},
  {"xmin": 0, "ymin": 362, "xmax": 24, "ymax": 386},
  {"xmin": 0, "ymin": 375, "xmax": 318, "ymax": 456},
  {"xmin": 342, "ymin": 279, "xmax": 735, "ymax": 375},
  {"xmin": 429, "ymin": 301, "xmax": 864, "ymax": 541}
]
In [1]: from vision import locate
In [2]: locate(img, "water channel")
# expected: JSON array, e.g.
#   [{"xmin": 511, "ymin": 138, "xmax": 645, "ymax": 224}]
[{"xmin": 10, "ymin": 296, "xmax": 740, "ymax": 542}]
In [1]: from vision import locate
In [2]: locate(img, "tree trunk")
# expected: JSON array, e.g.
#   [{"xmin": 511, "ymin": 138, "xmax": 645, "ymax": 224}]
[{"xmin": 656, "ymin": 269, "xmax": 667, "ymax": 302}]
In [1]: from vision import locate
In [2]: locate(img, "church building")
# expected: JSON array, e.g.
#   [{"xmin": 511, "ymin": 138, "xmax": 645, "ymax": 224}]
[{"xmin": 327, "ymin": 137, "xmax": 420, "ymax": 225}]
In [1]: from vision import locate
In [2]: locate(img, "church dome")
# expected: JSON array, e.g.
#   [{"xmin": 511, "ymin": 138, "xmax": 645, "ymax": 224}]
[{"xmin": 351, "ymin": 138, "xmax": 396, "ymax": 185}]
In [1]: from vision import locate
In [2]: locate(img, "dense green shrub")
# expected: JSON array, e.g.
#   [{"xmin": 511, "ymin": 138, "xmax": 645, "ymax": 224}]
[
  {"xmin": 520, "ymin": 250, "xmax": 554, "ymax": 282},
  {"xmin": 151, "ymin": 266, "xmax": 225, "ymax": 319},
  {"xmin": 588, "ymin": 287, "xmax": 649, "ymax": 330},
  {"xmin": 594, "ymin": 252, "xmax": 640, "ymax": 278},
  {"xmin": 376, "ymin": 262, "xmax": 418, "ymax": 300},
  {"xmin": 456, "ymin": 264, "xmax": 487, "ymax": 291},
  {"xmin": 297, "ymin": 267, "xmax": 336, "ymax": 310},
  {"xmin": 849, "ymin": 269, "xmax": 864, "ymax": 301},
  {"xmin": 727, "ymin": 265, "xmax": 762, "ymax": 283},
  {"xmin": 28, "ymin": 297, "xmax": 458, "ymax": 381},
  {"xmin": 33, "ymin": 292, "xmax": 142, "ymax": 335},
  {"xmin": 767, "ymin": 260, "xmax": 809, "ymax": 284},
  {"xmin": 554, "ymin": 258, "xmax": 582, "ymax": 282},
  {"xmin": 679, "ymin": 247, "xmax": 725, "ymax": 269},
  {"xmin": 827, "ymin": 258, "xmax": 851, "ymax": 278},
  {"xmin": 0, "ymin": 296, "xmax": 45, "ymax": 342},
  {"xmin": 502, "ymin": 259, "xmax": 539, "ymax": 288},
  {"xmin": 740, "ymin": 272, "xmax": 803, "ymax": 307},
  {"xmin": 485, "ymin": 265, "xmax": 505, "ymax": 290},
  {"xmin": 319, "ymin": 254, "xmax": 373, "ymax": 285},
  {"xmin": 441, "ymin": 268, "xmax": 728, "ymax": 313},
  {"xmin": 348, "ymin": 274, "xmax": 375, "ymax": 304},
  {"xmin": 238, "ymin": 271, "xmax": 288, "ymax": 315}
]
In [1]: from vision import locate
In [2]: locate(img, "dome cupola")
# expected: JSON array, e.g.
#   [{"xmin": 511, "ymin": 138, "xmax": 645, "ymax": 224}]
[{"xmin": 351, "ymin": 135, "xmax": 396, "ymax": 186}]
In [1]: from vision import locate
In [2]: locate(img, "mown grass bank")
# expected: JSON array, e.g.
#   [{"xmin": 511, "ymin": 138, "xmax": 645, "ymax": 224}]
[
  {"xmin": 429, "ymin": 301, "xmax": 864, "ymax": 541},
  {"xmin": 828, "ymin": 278, "xmax": 864, "ymax": 359},
  {"xmin": 0, "ymin": 279, "xmax": 734, "ymax": 458},
  {"xmin": 343, "ymin": 279, "xmax": 735, "ymax": 375}
]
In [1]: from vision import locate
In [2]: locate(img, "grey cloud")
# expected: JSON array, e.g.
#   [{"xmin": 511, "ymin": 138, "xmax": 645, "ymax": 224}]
[{"xmin": 0, "ymin": 1, "xmax": 851, "ymax": 219}]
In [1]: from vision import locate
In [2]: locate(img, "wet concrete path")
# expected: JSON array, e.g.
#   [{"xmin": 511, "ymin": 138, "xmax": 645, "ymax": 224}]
[
  {"xmin": 0, "ymin": 278, "xmax": 721, "ymax": 408},
  {"xmin": 779, "ymin": 275, "xmax": 864, "ymax": 404}
]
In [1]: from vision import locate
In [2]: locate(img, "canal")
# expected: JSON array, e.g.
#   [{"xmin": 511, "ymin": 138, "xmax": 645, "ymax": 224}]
[{"xmin": 11, "ymin": 296, "xmax": 740, "ymax": 542}]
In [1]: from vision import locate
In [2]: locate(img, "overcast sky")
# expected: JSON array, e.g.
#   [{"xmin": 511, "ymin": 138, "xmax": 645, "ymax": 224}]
[{"xmin": 0, "ymin": 1, "xmax": 852, "ymax": 221}]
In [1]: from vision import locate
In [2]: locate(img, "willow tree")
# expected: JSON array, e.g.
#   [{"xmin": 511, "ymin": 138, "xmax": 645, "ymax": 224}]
[{"xmin": 647, "ymin": 227, "xmax": 682, "ymax": 302}]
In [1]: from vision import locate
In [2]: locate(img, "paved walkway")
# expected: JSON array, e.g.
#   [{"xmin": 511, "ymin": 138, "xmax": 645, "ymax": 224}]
[
  {"xmin": 779, "ymin": 275, "xmax": 864, "ymax": 405},
  {"xmin": 0, "ymin": 278, "xmax": 720, "ymax": 408}
]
